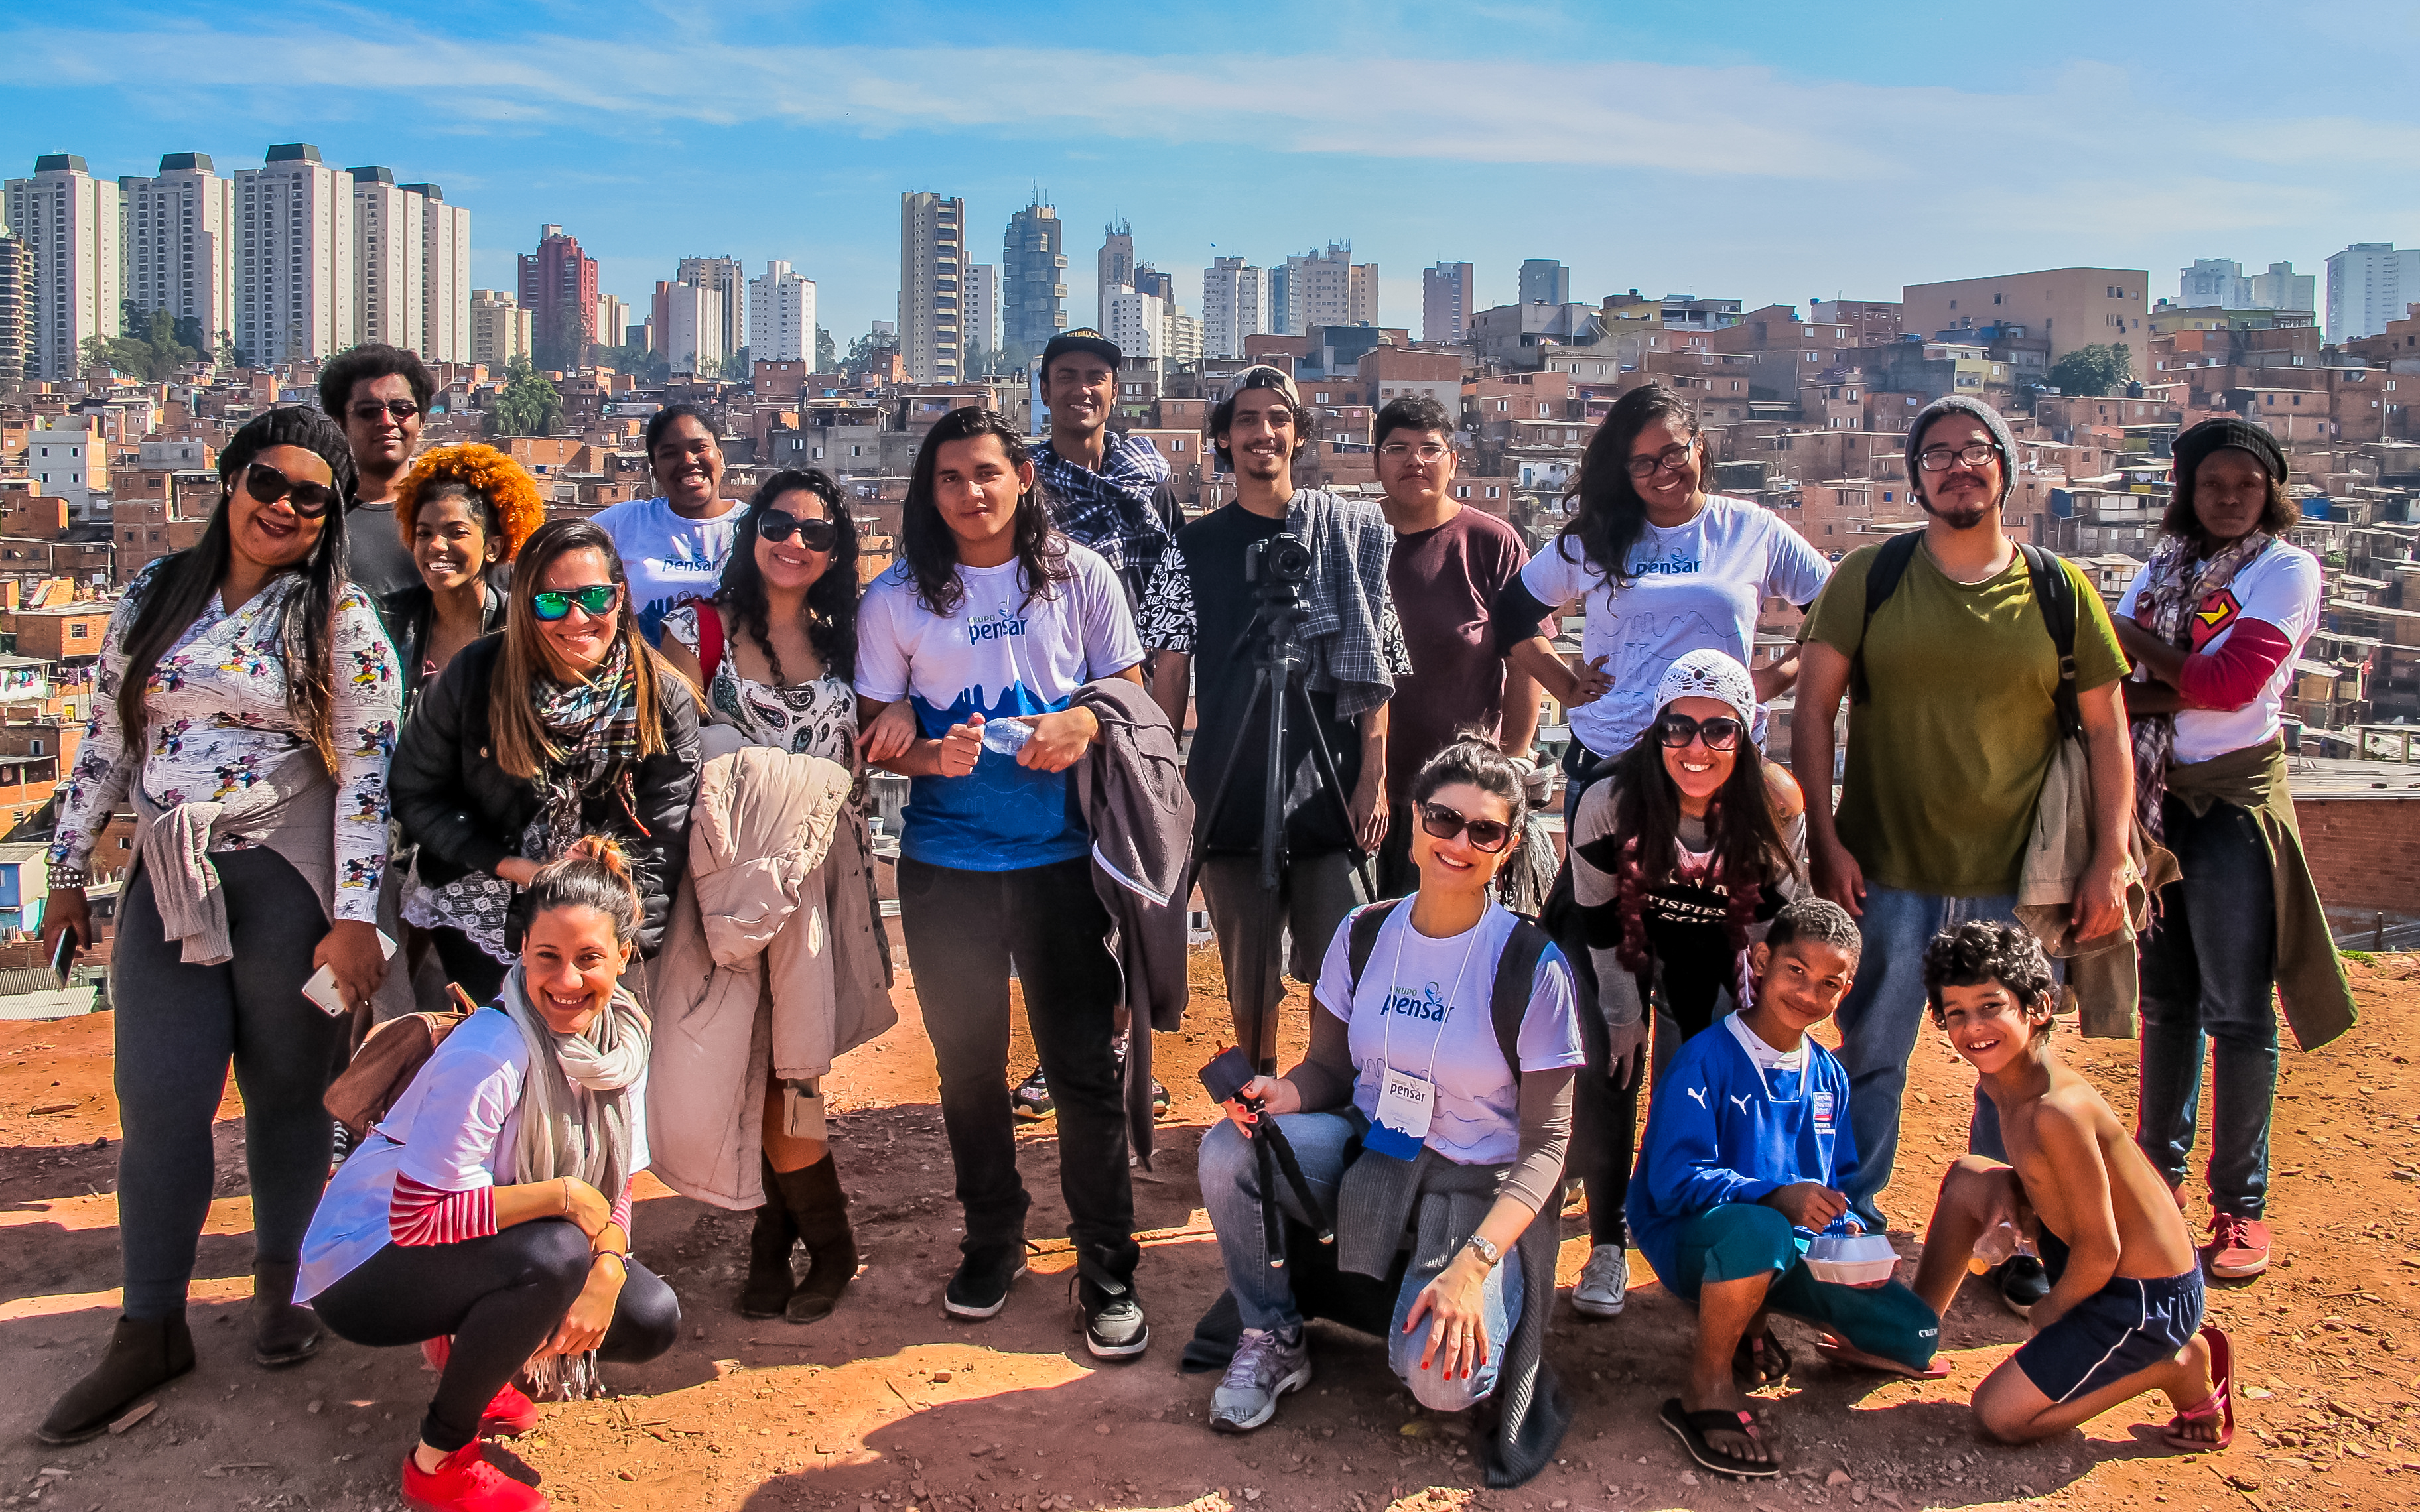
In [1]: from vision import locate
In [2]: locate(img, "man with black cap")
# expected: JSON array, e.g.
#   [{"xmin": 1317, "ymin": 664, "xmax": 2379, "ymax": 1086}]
[
  {"xmin": 1033, "ymin": 328, "xmax": 1182, "ymax": 608},
  {"xmin": 1137, "ymin": 365, "xmax": 1408, "ymax": 1069},
  {"xmin": 1791, "ymin": 395, "xmax": 2134, "ymax": 1312}
]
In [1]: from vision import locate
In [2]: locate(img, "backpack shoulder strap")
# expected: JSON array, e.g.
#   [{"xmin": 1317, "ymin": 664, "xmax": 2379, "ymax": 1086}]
[
  {"xmin": 2017, "ymin": 544, "xmax": 2082, "ymax": 740},
  {"xmin": 693, "ymin": 599, "xmax": 725, "ymax": 684},
  {"xmin": 1490, "ymin": 915, "xmax": 1554, "ymax": 1084},
  {"xmin": 1345, "ymin": 899, "xmax": 1402, "ymax": 999},
  {"xmin": 1848, "ymin": 530, "xmax": 1925, "ymax": 706}
]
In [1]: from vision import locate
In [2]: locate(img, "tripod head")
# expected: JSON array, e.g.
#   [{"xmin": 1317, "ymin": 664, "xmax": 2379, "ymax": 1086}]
[{"xmin": 1242, "ymin": 531, "xmax": 1314, "ymax": 670}]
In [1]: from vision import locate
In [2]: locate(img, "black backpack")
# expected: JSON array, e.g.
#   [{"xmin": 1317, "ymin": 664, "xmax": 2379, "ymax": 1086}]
[
  {"xmin": 1846, "ymin": 529, "xmax": 2083, "ymax": 741},
  {"xmin": 1343, "ymin": 900, "xmax": 1553, "ymax": 1080}
]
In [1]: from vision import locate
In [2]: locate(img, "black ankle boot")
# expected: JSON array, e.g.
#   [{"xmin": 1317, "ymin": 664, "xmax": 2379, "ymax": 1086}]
[
  {"xmin": 252, "ymin": 1259, "xmax": 322, "ymax": 1367},
  {"xmin": 39, "ymin": 1314, "xmax": 196, "ymax": 1445},
  {"xmin": 775, "ymin": 1155, "xmax": 858, "ymax": 1324},
  {"xmin": 740, "ymin": 1153, "xmax": 800, "ymax": 1318}
]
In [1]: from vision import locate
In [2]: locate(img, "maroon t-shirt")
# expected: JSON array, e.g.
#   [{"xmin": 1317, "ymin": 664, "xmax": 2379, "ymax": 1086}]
[{"xmin": 1384, "ymin": 507, "xmax": 1547, "ymax": 806}]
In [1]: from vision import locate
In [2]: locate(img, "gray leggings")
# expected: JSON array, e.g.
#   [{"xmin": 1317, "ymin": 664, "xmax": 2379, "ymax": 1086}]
[{"xmin": 113, "ymin": 850, "xmax": 346, "ymax": 1319}]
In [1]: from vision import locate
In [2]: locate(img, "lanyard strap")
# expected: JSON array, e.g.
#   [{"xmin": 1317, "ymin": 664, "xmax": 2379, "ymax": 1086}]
[{"xmin": 1378, "ymin": 905, "xmax": 1487, "ymax": 1088}]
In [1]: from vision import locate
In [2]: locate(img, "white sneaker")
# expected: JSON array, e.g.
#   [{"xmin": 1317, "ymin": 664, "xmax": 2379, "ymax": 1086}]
[{"xmin": 1571, "ymin": 1243, "xmax": 1629, "ymax": 1318}]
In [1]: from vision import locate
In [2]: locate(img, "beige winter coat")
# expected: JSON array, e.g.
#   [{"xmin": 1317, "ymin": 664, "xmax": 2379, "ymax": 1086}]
[{"xmin": 646, "ymin": 747, "xmax": 896, "ymax": 1210}]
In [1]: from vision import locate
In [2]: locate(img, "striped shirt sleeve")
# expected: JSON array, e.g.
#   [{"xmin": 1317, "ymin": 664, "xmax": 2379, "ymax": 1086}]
[{"xmin": 390, "ymin": 1173, "xmax": 497, "ymax": 1246}]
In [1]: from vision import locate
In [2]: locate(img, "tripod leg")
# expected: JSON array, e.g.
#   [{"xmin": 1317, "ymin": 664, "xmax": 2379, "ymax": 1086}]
[
  {"xmin": 1177, "ymin": 662, "xmax": 1273, "ymax": 907},
  {"xmin": 1292, "ymin": 680, "xmax": 1378, "ymax": 902}
]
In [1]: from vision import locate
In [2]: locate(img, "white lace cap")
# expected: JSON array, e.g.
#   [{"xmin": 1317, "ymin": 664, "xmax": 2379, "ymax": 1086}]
[{"xmin": 1654, "ymin": 647, "xmax": 1755, "ymax": 723}]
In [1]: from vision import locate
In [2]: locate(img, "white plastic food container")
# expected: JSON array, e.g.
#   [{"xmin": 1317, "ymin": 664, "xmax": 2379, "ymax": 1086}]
[{"xmin": 1804, "ymin": 1233, "xmax": 1900, "ymax": 1286}]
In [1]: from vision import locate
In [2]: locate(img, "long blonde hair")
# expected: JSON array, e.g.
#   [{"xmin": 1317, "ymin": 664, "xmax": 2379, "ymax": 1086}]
[{"xmin": 490, "ymin": 519, "xmax": 672, "ymax": 780}]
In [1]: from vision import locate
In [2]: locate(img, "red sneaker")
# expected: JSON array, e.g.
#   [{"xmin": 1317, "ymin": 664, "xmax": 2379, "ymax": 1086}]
[
  {"xmin": 419, "ymin": 1336, "xmax": 540, "ymax": 1438},
  {"xmin": 400, "ymin": 1442, "xmax": 546, "ymax": 1512},
  {"xmin": 2202, "ymin": 1214, "xmax": 2272, "ymax": 1279}
]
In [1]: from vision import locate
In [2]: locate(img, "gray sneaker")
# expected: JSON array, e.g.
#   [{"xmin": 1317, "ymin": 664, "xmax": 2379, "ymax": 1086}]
[
  {"xmin": 1571, "ymin": 1243, "xmax": 1630, "ymax": 1318},
  {"xmin": 1211, "ymin": 1327, "xmax": 1310, "ymax": 1434}
]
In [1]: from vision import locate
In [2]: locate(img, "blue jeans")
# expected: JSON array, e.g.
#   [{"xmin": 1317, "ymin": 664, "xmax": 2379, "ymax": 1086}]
[
  {"xmin": 2137, "ymin": 794, "xmax": 2278, "ymax": 1218},
  {"xmin": 1833, "ymin": 884, "xmax": 2019, "ymax": 1232},
  {"xmin": 1198, "ymin": 1114, "xmax": 1524, "ymax": 1410}
]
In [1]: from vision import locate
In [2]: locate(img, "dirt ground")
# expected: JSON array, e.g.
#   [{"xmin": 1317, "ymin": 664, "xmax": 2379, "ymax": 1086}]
[{"xmin": 2, "ymin": 949, "xmax": 2417, "ymax": 1512}]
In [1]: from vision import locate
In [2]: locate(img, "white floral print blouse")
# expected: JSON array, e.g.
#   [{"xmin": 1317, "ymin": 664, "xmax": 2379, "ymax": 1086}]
[
  {"xmin": 661, "ymin": 603, "xmax": 861, "ymax": 773},
  {"xmin": 50, "ymin": 560, "xmax": 403, "ymax": 923}
]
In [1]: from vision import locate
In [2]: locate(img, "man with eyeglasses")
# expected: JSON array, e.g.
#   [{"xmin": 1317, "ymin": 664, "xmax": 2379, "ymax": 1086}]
[
  {"xmin": 1369, "ymin": 395, "xmax": 1544, "ymax": 898},
  {"xmin": 1792, "ymin": 395, "xmax": 2133, "ymax": 1314},
  {"xmin": 1032, "ymin": 329, "xmax": 1182, "ymax": 608},
  {"xmin": 319, "ymin": 343, "xmax": 436, "ymax": 612}
]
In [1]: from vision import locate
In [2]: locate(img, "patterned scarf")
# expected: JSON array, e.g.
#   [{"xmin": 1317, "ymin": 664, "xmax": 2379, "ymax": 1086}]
[
  {"xmin": 1034, "ymin": 433, "xmax": 1172, "ymax": 592},
  {"xmin": 2127, "ymin": 531, "xmax": 2273, "ymax": 836}
]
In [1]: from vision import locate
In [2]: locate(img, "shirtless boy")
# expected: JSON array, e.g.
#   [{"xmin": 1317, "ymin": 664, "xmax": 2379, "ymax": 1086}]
[{"xmin": 1909, "ymin": 922, "xmax": 2232, "ymax": 1448}]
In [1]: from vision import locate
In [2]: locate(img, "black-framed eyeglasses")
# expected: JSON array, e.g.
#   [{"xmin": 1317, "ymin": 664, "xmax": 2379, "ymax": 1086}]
[
  {"xmin": 758, "ymin": 511, "xmax": 839, "ymax": 552},
  {"xmin": 348, "ymin": 399, "xmax": 420, "ymax": 424},
  {"xmin": 1656, "ymin": 712, "xmax": 1744, "ymax": 752},
  {"xmin": 1418, "ymin": 802, "xmax": 1513, "ymax": 854},
  {"xmin": 1916, "ymin": 442, "xmax": 1999, "ymax": 472},
  {"xmin": 530, "ymin": 584, "xmax": 620, "ymax": 622},
  {"xmin": 1625, "ymin": 437, "xmax": 1698, "ymax": 480},
  {"xmin": 239, "ymin": 461, "xmax": 338, "ymax": 518}
]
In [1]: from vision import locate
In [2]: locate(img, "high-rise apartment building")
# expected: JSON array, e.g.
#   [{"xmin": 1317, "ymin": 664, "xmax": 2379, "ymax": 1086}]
[
  {"xmin": 1166, "ymin": 310, "xmax": 1202, "ymax": 367},
  {"xmin": 1002, "ymin": 200, "xmax": 1067, "ymax": 369},
  {"xmin": 596, "ymin": 294, "xmax": 628, "ymax": 357},
  {"xmin": 1518, "ymin": 259, "xmax": 1571, "ymax": 306},
  {"xmin": 963, "ymin": 263, "xmax": 998, "ymax": 369},
  {"xmin": 2177, "ymin": 257, "xmax": 2315, "ymax": 315},
  {"xmin": 5, "ymin": 155, "xmax": 121, "ymax": 381},
  {"xmin": 1348, "ymin": 263, "xmax": 1380, "ymax": 326},
  {"xmin": 1203, "ymin": 257, "xmax": 1268, "ymax": 360},
  {"xmin": 518, "ymin": 224, "xmax": 598, "ymax": 363},
  {"xmin": 0, "ymin": 229, "xmax": 29, "ymax": 379},
  {"xmin": 1278, "ymin": 243, "xmax": 1352, "ymax": 335},
  {"xmin": 349, "ymin": 167, "xmax": 422, "ymax": 352},
  {"xmin": 747, "ymin": 260, "xmax": 815, "ymax": 364},
  {"xmin": 1105, "ymin": 286, "xmax": 1164, "ymax": 361},
  {"xmin": 119, "ymin": 153, "xmax": 233, "ymax": 355},
  {"xmin": 2248, "ymin": 261, "xmax": 2314, "ymax": 314},
  {"xmin": 1098, "ymin": 220, "xmax": 1134, "ymax": 332},
  {"xmin": 470, "ymin": 288, "xmax": 531, "ymax": 367},
  {"xmin": 677, "ymin": 255, "xmax": 746, "ymax": 362},
  {"xmin": 408, "ymin": 183, "xmax": 471, "ymax": 363},
  {"xmin": 234, "ymin": 145, "xmax": 352, "ymax": 367},
  {"xmin": 653, "ymin": 279, "xmax": 724, "ymax": 375},
  {"xmin": 1423, "ymin": 261, "xmax": 1474, "ymax": 344},
  {"xmin": 2326, "ymin": 244, "xmax": 2420, "ymax": 342},
  {"xmin": 898, "ymin": 192, "xmax": 965, "ymax": 383}
]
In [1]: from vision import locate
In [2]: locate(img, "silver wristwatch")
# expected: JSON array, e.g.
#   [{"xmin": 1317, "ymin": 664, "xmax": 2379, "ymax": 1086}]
[{"xmin": 1461, "ymin": 1234, "xmax": 1502, "ymax": 1269}]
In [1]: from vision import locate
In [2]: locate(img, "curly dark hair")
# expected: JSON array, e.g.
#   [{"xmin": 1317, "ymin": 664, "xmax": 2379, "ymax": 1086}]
[
  {"xmin": 1765, "ymin": 898, "xmax": 1862, "ymax": 960},
  {"xmin": 1601, "ymin": 718, "xmax": 1798, "ymax": 976},
  {"xmin": 1552, "ymin": 382, "xmax": 1702, "ymax": 586},
  {"xmin": 1922, "ymin": 920, "xmax": 2056, "ymax": 1030},
  {"xmin": 711, "ymin": 468, "xmax": 861, "ymax": 686},
  {"xmin": 318, "ymin": 343, "xmax": 434, "ymax": 428},
  {"xmin": 901, "ymin": 407, "xmax": 1070, "ymax": 618}
]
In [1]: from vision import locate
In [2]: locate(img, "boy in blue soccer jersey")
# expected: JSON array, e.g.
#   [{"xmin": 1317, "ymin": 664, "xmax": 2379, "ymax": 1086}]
[{"xmin": 1629, "ymin": 898, "xmax": 1942, "ymax": 1479}]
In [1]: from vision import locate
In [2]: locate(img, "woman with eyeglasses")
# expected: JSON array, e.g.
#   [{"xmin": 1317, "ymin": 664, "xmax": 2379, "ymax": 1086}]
[
  {"xmin": 1556, "ymin": 649, "xmax": 1806, "ymax": 1330},
  {"xmin": 1196, "ymin": 733, "xmax": 1582, "ymax": 1476},
  {"xmin": 36, "ymin": 408, "xmax": 403, "ymax": 1446},
  {"xmin": 391, "ymin": 519, "xmax": 700, "ymax": 1005},
  {"xmin": 1488, "ymin": 383, "xmax": 1831, "ymax": 826},
  {"xmin": 654, "ymin": 468, "xmax": 896, "ymax": 1326}
]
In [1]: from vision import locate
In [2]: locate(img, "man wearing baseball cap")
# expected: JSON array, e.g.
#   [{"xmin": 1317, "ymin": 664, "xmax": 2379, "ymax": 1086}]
[
  {"xmin": 1032, "ymin": 328, "xmax": 1183, "ymax": 607},
  {"xmin": 1791, "ymin": 395, "xmax": 2134, "ymax": 1314}
]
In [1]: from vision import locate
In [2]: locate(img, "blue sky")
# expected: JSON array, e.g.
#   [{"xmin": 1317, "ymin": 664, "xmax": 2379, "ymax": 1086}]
[{"xmin": 10, "ymin": 1, "xmax": 2420, "ymax": 345}]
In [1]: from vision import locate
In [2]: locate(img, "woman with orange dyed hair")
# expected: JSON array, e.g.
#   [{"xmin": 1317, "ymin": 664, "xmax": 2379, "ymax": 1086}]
[{"xmin": 389, "ymin": 444, "xmax": 547, "ymax": 701}]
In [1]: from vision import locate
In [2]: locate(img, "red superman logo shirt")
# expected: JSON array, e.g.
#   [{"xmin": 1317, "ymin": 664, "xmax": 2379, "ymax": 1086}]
[{"xmin": 2187, "ymin": 589, "xmax": 2240, "ymax": 653}]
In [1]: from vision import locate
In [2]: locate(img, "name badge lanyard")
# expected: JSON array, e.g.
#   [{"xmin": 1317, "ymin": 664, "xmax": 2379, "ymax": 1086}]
[{"xmin": 1367, "ymin": 911, "xmax": 1485, "ymax": 1157}]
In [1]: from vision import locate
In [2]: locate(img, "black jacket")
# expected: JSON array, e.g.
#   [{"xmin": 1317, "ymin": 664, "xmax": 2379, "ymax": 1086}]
[
  {"xmin": 391, "ymin": 634, "xmax": 701, "ymax": 957},
  {"xmin": 382, "ymin": 580, "xmax": 507, "ymax": 708}
]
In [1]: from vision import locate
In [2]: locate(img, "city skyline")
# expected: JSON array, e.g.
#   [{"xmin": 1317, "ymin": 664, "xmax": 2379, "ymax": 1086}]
[{"xmin": 6, "ymin": 2, "xmax": 2420, "ymax": 347}]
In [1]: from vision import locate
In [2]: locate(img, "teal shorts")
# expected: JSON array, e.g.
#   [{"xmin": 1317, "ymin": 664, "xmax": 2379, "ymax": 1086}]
[{"xmin": 1670, "ymin": 1203, "xmax": 1940, "ymax": 1373}]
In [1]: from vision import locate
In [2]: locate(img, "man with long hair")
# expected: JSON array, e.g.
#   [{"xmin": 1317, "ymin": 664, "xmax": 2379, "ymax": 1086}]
[{"xmin": 1792, "ymin": 395, "xmax": 2133, "ymax": 1314}]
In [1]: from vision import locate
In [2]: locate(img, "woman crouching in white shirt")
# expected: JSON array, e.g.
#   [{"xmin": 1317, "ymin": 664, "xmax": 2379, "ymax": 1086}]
[{"xmin": 299, "ymin": 838, "xmax": 677, "ymax": 1512}]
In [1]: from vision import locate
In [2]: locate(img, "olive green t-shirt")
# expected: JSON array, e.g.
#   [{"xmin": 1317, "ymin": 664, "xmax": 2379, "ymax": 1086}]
[{"xmin": 1801, "ymin": 540, "xmax": 2127, "ymax": 897}]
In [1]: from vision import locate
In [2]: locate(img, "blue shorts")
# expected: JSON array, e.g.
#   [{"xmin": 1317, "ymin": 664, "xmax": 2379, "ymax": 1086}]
[{"xmin": 2012, "ymin": 1231, "xmax": 2204, "ymax": 1403}]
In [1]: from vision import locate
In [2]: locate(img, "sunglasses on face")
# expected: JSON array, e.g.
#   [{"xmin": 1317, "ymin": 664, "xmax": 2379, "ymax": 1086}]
[
  {"xmin": 758, "ymin": 511, "xmax": 839, "ymax": 552},
  {"xmin": 239, "ymin": 461, "xmax": 338, "ymax": 518},
  {"xmin": 1656, "ymin": 712, "xmax": 1744, "ymax": 752},
  {"xmin": 530, "ymin": 584, "xmax": 621, "ymax": 622},
  {"xmin": 350, "ymin": 399, "xmax": 421, "ymax": 424},
  {"xmin": 1418, "ymin": 802, "xmax": 1514, "ymax": 854}
]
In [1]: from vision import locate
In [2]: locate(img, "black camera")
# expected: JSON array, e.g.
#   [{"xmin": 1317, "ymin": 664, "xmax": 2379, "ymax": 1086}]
[{"xmin": 1243, "ymin": 532, "xmax": 1312, "ymax": 592}]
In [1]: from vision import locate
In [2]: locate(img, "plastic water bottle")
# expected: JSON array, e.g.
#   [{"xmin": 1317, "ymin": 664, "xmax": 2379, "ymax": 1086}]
[
  {"xmin": 980, "ymin": 718, "xmax": 1031, "ymax": 759},
  {"xmin": 1968, "ymin": 1218, "xmax": 2021, "ymax": 1273}
]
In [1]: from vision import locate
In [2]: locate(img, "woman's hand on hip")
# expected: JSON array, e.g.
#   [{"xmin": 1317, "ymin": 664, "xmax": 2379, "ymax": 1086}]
[
  {"xmin": 313, "ymin": 920, "xmax": 389, "ymax": 1015},
  {"xmin": 1222, "ymin": 1074, "xmax": 1300, "ymax": 1133},
  {"xmin": 1406, "ymin": 1253, "xmax": 1493, "ymax": 1380}
]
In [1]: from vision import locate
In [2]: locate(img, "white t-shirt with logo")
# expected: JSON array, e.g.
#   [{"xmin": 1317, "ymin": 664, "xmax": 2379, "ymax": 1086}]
[
  {"xmin": 590, "ymin": 495, "xmax": 746, "ymax": 645},
  {"xmin": 1315, "ymin": 901, "xmax": 1585, "ymax": 1166},
  {"xmin": 855, "ymin": 540, "xmax": 1143, "ymax": 871},
  {"xmin": 2116, "ymin": 540, "xmax": 2322, "ymax": 766},
  {"xmin": 1518, "ymin": 494, "xmax": 1830, "ymax": 757}
]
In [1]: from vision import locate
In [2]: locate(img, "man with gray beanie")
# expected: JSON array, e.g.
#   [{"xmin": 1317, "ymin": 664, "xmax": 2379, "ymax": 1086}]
[{"xmin": 1790, "ymin": 395, "xmax": 2134, "ymax": 1314}]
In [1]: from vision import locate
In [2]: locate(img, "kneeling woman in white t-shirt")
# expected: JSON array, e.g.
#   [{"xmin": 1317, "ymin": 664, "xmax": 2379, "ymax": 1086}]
[
  {"xmin": 299, "ymin": 838, "xmax": 677, "ymax": 1512},
  {"xmin": 1199, "ymin": 735, "xmax": 1584, "ymax": 1464}
]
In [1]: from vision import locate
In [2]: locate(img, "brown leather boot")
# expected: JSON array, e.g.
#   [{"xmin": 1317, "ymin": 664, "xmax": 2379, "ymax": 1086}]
[
  {"xmin": 252, "ymin": 1259, "xmax": 322, "ymax": 1367},
  {"xmin": 775, "ymin": 1155, "xmax": 858, "ymax": 1324},
  {"xmin": 38, "ymin": 1314, "xmax": 196, "ymax": 1445}
]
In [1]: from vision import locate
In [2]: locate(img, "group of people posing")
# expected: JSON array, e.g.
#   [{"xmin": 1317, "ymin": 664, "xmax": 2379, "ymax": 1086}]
[{"xmin": 25, "ymin": 328, "xmax": 2350, "ymax": 1507}]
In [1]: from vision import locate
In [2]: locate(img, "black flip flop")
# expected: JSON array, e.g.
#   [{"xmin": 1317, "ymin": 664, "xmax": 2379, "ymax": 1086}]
[
  {"xmin": 1731, "ymin": 1326, "xmax": 1792, "ymax": 1386},
  {"xmin": 1660, "ymin": 1397, "xmax": 1782, "ymax": 1478}
]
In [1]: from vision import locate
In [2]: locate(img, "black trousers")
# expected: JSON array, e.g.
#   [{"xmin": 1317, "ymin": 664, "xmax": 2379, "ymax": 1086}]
[
  {"xmin": 313, "ymin": 1220, "xmax": 679, "ymax": 1451},
  {"xmin": 896, "ymin": 854, "xmax": 1136, "ymax": 1277},
  {"xmin": 429, "ymin": 923, "xmax": 511, "ymax": 1005}
]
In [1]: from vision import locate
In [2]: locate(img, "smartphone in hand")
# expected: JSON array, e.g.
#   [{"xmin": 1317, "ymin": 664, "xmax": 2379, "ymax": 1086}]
[{"xmin": 49, "ymin": 925, "xmax": 78, "ymax": 989}]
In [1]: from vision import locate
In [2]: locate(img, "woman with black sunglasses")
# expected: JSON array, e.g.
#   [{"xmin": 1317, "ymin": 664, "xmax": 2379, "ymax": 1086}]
[
  {"xmin": 1555, "ymin": 648, "xmax": 1806, "ymax": 1329},
  {"xmin": 391, "ymin": 519, "xmax": 700, "ymax": 1005},
  {"xmin": 37, "ymin": 408, "xmax": 404, "ymax": 1445}
]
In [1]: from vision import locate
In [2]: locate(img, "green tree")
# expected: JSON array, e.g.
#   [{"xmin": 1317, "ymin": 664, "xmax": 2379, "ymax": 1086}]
[
  {"xmin": 815, "ymin": 326, "xmax": 837, "ymax": 371},
  {"xmin": 488, "ymin": 357, "xmax": 563, "ymax": 438},
  {"xmin": 2044, "ymin": 342, "xmax": 2135, "ymax": 398},
  {"xmin": 597, "ymin": 342, "xmax": 669, "ymax": 385},
  {"xmin": 82, "ymin": 304, "xmax": 204, "ymax": 381},
  {"xmin": 720, "ymin": 346, "xmax": 752, "ymax": 382},
  {"xmin": 840, "ymin": 326, "xmax": 898, "ymax": 380}
]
